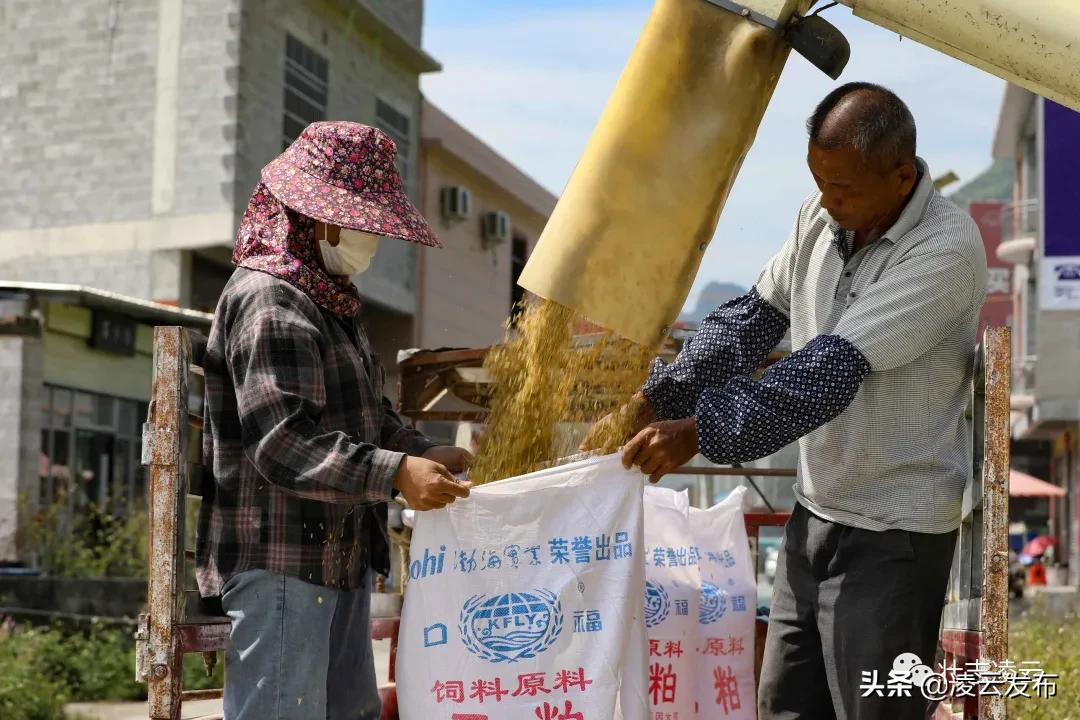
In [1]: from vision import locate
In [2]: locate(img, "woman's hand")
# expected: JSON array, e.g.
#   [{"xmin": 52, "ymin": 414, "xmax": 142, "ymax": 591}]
[{"xmin": 393, "ymin": 456, "xmax": 470, "ymax": 510}]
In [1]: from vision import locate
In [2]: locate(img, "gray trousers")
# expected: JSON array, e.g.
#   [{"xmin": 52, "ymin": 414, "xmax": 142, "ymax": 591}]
[
  {"xmin": 221, "ymin": 569, "xmax": 380, "ymax": 720},
  {"xmin": 758, "ymin": 503, "xmax": 957, "ymax": 720}
]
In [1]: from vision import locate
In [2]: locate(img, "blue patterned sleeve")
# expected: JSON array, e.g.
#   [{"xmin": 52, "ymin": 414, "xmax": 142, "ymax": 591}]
[
  {"xmin": 695, "ymin": 335, "xmax": 871, "ymax": 464},
  {"xmin": 642, "ymin": 288, "xmax": 789, "ymax": 420}
]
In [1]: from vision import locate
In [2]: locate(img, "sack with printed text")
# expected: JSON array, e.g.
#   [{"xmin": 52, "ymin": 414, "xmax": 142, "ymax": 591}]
[
  {"xmin": 642, "ymin": 485, "xmax": 701, "ymax": 720},
  {"xmin": 690, "ymin": 486, "xmax": 757, "ymax": 719},
  {"xmin": 397, "ymin": 454, "xmax": 650, "ymax": 720}
]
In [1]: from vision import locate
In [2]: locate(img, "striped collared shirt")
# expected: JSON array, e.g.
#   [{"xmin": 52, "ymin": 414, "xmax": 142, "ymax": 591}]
[{"xmin": 647, "ymin": 159, "xmax": 987, "ymax": 533}]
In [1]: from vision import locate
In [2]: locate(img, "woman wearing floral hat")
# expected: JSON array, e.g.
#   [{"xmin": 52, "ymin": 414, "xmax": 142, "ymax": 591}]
[{"xmin": 196, "ymin": 121, "xmax": 471, "ymax": 719}]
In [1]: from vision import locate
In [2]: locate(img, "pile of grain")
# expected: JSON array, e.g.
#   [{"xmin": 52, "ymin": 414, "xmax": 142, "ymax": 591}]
[{"xmin": 468, "ymin": 298, "xmax": 654, "ymax": 485}]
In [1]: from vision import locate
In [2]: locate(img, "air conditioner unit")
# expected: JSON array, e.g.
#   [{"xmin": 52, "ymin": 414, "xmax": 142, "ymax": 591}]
[
  {"xmin": 440, "ymin": 186, "xmax": 471, "ymax": 222},
  {"xmin": 482, "ymin": 211, "xmax": 510, "ymax": 246}
]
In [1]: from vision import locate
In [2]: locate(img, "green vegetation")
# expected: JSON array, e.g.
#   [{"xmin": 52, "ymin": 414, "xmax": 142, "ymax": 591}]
[
  {"xmin": 23, "ymin": 490, "xmax": 200, "ymax": 580},
  {"xmin": 24, "ymin": 498, "xmax": 149, "ymax": 579},
  {"xmin": 1, "ymin": 600, "xmax": 1076, "ymax": 718},
  {"xmin": 1007, "ymin": 600, "xmax": 1080, "ymax": 719},
  {"xmin": 0, "ymin": 621, "xmax": 224, "ymax": 720},
  {"xmin": 948, "ymin": 158, "xmax": 1015, "ymax": 208}
]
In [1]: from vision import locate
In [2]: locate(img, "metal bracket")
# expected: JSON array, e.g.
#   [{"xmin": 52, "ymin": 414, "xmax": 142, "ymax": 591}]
[
  {"xmin": 141, "ymin": 422, "xmax": 153, "ymax": 465},
  {"xmin": 700, "ymin": 0, "xmax": 851, "ymax": 80},
  {"xmin": 700, "ymin": 0, "xmax": 782, "ymax": 32},
  {"xmin": 134, "ymin": 613, "xmax": 151, "ymax": 681}
]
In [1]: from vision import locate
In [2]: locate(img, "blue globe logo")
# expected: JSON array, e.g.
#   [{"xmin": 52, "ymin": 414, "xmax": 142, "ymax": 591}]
[
  {"xmin": 699, "ymin": 582, "xmax": 727, "ymax": 624},
  {"xmin": 459, "ymin": 590, "xmax": 563, "ymax": 663},
  {"xmin": 644, "ymin": 580, "xmax": 670, "ymax": 628}
]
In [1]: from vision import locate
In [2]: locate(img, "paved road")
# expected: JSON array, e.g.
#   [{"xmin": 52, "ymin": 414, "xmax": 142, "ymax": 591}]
[
  {"xmin": 65, "ymin": 639, "xmax": 394, "ymax": 719},
  {"xmin": 66, "ymin": 699, "xmax": 223, "ymax": 719}
]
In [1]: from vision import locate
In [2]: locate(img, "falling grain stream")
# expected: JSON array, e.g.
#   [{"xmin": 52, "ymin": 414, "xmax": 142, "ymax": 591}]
[{"xmin": 469, "ymin": 298, "xmax": 655, "ymax": 485}]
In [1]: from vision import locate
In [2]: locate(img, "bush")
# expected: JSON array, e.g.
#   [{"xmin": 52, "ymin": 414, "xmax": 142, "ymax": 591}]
[
  {"xmin": 0, "ymin": 621, "xmax": 144, "ymax": 708},
  {"xmin": 23, "ymin": 488, "xmax": 202, "ymax": 581},
  {"xmin": 0, "ymin": 619, "xmax": 225, "ymax": 718},
  {"xmin": 0, "ymin": 623, "xmax": 70, "ymax": 720},
  {"xmin": 1007, "ymin": 601, "xmax": 1080, "ymax": 719},
  {"xmin": 23, "ymin": 490, "xmax": 149, "ymax": 579},
  {"xmin": 183, "ymin": 650, "xmax": 226, "ymax": 691}
]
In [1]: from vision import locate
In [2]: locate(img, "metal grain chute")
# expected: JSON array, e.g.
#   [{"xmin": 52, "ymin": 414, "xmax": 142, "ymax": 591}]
[
  {"xmin": 517, "ymin": 0, "xmax": 821, "ymax": 348},
  {"xmin": 837, "ymin": 0, "xmax": 1080, "ymax": 114},
  {"xmin": 518, "ymin": 0, "xmax": 1080, "ymax": 348}
]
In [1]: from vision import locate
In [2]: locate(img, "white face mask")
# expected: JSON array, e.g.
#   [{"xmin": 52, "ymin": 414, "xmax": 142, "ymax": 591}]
[{"xmin": 319, "ymin": 227, "xmax": 381, "ymax": 275}]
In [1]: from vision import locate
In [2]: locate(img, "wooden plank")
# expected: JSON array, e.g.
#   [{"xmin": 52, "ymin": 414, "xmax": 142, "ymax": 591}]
[
  {"xmin": 978, "ymin": 327, "xmax": 1011, "ymax": 720},
  {"xmin": 399, "ymin": 347, "xmax": 490, "ymax": 368},
  {"xmin": 400, "ymin": 410, "xmax": 488, "ymax": 422},
  {"xmin": 450, "ymin": 366, "xmax": 490, "ymax": 384}
]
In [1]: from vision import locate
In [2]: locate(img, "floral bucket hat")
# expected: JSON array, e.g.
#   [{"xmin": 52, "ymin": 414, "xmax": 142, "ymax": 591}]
[{"xmin": 261, "ymin": 121, "xmax": 441, "ymax": 248}]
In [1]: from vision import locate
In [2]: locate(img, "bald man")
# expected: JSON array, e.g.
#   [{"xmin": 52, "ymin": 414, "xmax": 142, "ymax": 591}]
[{"xmin": 610, "ymin": 83, "xmax": 988, "ymax": 718}]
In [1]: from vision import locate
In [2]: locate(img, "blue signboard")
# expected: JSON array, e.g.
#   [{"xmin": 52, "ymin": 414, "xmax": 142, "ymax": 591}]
[{"xmin": 1041, "ymin": 100, "xmax": 1080, "ymax": 310}]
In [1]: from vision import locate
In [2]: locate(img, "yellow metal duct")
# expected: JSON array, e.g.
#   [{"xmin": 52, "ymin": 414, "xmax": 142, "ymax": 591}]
[
  {"xmin": 518, "ymin": 0, "xmax": 807, "ymax": 348},
  {"xmin": 838, "ymin": 0, "xmax": 1080, "ymax": 113}
]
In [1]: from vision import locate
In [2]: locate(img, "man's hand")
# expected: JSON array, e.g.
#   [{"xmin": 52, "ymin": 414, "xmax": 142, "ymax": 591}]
[
  {"xmin": 621, "ymin": 418, "xmax": 699, "ymax": 484},
  {"xmin": 421, "ymin": 445, "xmax": 473, "ymax": 475},
  {"xmin": 580, "ymin": 393, "xmax": 658, "ymax": 453},
  {"xmin": 393, "ymin": 456, "xmax": 470, "ymax": 511}
]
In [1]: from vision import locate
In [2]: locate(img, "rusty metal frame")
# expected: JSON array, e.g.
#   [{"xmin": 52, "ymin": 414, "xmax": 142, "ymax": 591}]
[
  {"xmin": 136, "ymin": 327, "xmax": 227, "ymax": 720},
  {"xmin": 979, "ymin": 327, "xmax": 1011, "ymax": 720},
  {"xmin": 935, "ymin": 327, "xmax": 1011, "ymax": 720},
  {"xmin": 136, "ymin": 326, "xmax": 192, "ymax": 719},
  {"xmin": 132, "ymin": 328, "xmax": 1010, "ymax": 719}
]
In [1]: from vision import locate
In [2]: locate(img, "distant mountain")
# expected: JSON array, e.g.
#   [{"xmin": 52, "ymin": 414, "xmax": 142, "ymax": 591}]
[
  {"xmin": 948, "ymin": 159, "xmax": 1015, "ymax": 208},
  {"xmin": 679, "ymin": 281, "xmax": 747, "ymax": 325}
]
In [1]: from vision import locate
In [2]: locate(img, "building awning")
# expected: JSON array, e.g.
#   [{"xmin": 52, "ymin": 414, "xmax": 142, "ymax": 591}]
[
  {"xmin": 0, "ymin": 281, "xmax": 213, "ymax": 328},
  {"xmin": 1010, "ymin": 469, "xmax": 1067, "ymax": 498}
]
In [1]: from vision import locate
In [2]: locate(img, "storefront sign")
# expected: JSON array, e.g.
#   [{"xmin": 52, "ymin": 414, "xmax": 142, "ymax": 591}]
[{"xmin": 1041, "ymin": 100, "xmax": 1080, "ymax": 311}]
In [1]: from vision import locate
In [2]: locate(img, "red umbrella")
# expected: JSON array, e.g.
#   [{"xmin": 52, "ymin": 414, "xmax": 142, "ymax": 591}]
[{"xmin": 1021, "ymin": 536, "xmax": 1057, "ymax": 557}]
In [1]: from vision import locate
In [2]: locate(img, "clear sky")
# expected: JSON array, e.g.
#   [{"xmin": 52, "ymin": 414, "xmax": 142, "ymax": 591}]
[{"xmin": 421, "ymin": 0, "xmax": 1007, "ymax": 310}]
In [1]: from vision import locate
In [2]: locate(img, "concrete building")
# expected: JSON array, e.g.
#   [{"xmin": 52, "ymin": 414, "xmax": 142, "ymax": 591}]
[
  {"xmin": 993, "ymin": 85, "xmax": 1080, "ymax": 584},
  {"xmin": 0, "ymin": 283, "xmax": 211, "ymax": 562},
  {"xmin": 0, "ymin": 0, "xmax": 439, "ymax": 392},
  {"xmin": 416, "ymin": 101, "xmax": 557, "ymax": 349}
]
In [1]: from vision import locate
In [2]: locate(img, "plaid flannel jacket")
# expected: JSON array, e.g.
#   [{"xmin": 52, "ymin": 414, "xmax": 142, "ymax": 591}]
[{"xmin": 196, "ymin": 268, "xmax": 437, "ymax": 594}]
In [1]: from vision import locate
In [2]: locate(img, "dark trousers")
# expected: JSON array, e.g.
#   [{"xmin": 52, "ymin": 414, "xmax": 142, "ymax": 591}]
[{"xmin": 758, "ymin": 503, "xmax": 957, "ymax": 720}]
